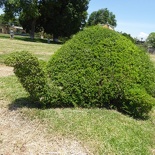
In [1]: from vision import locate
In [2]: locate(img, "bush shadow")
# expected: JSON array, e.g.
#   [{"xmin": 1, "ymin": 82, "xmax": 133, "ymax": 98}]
[
  {"xmin": 8, "ymin": 97, "xmax": 41, "ymax": 111},
  {"xmin": 0, "ymin": 34, "xmax": 63, "ymax": 44},
  {"xmin": 0, "ymin": 35, "xmax": 10, "ymax": 39},
  {"xmin": 8, "ymin": 97, "xmax": 149, "ymax": 120},
  {"xmin": 8, "ymin": 97, "xmax": 73, "ymax": 111},
  {"xmin": 14, "ymin": 36, "xmax": 63, "ymax": 44}
]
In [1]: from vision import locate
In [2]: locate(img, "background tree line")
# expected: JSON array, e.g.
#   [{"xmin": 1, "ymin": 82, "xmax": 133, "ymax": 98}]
[
  {"xmin": 0, "ymin": 0, "xmax": 90, "ymax": 40},
  {"xmin": 0, "ymin": 1, "xmax": 118, "ymax": 41}
]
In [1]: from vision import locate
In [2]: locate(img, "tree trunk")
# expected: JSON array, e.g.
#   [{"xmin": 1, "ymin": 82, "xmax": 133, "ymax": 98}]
[
  {"xmin": 30, "ymin": 20, "xmax": 36, "ymax": 40},
  {"xmin": 53, "ymin": 34, "xmax": 59, "ymax": 43}
]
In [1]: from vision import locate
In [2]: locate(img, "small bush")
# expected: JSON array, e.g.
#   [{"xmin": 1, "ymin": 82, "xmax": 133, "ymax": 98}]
[
  {"xmin": 47, "ymin": 26, "xmax": 155, "ymax": 117},
  {"xmin": 5, "ymin": 51, "xmax": 61, "ymax": 108}
]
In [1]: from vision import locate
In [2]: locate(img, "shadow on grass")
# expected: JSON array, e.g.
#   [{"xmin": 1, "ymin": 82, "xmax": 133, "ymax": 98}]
[
  {"xmin": 8, "ymin": 97, "xmax": 41, "ymax": 111},
  {"xmin": 8, "ymin": 97, "xmax": 149, "ymax": 120},
  {"xmin": 0, "ymin": 34, "xmax": 63, "ymax": 44},
  {"xmin": 15, "ymin": 37, "xmax": 63, "ymax": 44},
  {"xmin": 0, "ymin": 35, "xmax": 10, "ymax": 39},
  {"xmin": 8, "ymin": 97, "xmax": 73, "ymax": 111}
]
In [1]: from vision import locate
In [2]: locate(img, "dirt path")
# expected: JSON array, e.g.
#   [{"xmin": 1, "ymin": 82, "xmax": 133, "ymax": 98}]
[{"xmin": 0, "ymin": 65, "xmax": 89, "ymax": 155}]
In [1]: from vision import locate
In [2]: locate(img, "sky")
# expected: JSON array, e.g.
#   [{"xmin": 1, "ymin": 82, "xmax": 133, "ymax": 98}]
[
  {"xmin": 87, "ymin": 0, "xmax": 155, "ymax": 40},
  {"xmin": 0, "ymin": 0, "xmax": 155, "ymax": 40}
]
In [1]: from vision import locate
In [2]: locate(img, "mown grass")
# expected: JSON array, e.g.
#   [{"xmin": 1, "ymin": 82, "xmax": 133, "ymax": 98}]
[
  {"xmin": 30, "ymin": 108, "xmax": 155, "ymax": 154},
  {"xmin": 0, "ymin": 76, "xmax": 28, "ymax": 105},
  {"xmin": 0, "ymin": 33, "xmax": 155, "ymax": 154},
  {"xmin": 0, "ymin": 75, "xmax": 155, "ymax": 154},
  {"xmin": 0, "ymin": 33, "xmax": 61, "ymax": 63}
]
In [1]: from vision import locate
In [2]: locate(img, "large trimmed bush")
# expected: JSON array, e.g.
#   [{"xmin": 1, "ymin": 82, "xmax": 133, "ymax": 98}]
[
  {"xmin": 5, "ymin": 26, "xmax": 155, "ymax": 118},
  {"xmin": 47, "ymin": 26, "xmax": 155, "ymax": 117}
]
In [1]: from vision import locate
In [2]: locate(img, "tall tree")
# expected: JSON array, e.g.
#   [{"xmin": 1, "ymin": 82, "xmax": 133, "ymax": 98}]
[
  {"xmin": 1, "ymin": 0, "xmax": 90, "ymax": 40},
  {"xmin": 39, "ymin": 0, "xmax": 90, "ymax": 40},
  {"xmin": 0, "ymin": 0, "xmax": 40, "ymax": 39},
  {"xmin": 146, "ymin": 32, "xmax": 155, "ymax": 48},
  {"xmin": 0, "ymin": 0, "xmax": 6, "ymax": 7},
  {"xmin": 87, "ymin": 8, "xmax": 117, "ymax": 27},
  {"xmin": 0, "ymin": 14, "xmax": 6, "ymax": 25},
  {"xmin": 19, "ymin": 0, "xmax": 40, "ymax": 39}
]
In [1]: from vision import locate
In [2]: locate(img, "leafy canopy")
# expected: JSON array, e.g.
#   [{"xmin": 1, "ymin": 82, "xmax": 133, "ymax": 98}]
[
  {"xmin": 38, "ymin": 0, "xmax": 90, "ymax": 38},
  {"xmin": 0, "ymin": 0, "xmax": 90, "ymax": 39},
  {"xmin": 87, "ymin": 8, "xmax": 117, "ymax": 27},
  {"xmin": 146, "ymin": 32, "xmax": 155, "ymax": 48}
]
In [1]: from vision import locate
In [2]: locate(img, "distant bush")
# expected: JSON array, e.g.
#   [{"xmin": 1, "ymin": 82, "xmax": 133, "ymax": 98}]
[
  {"xmin": 47, "ymin": 26, "xmax": 155, "ymax": 117},
  {"xmin": 5, "ymin": 51, "xmax": 61, "ymax": 108}
]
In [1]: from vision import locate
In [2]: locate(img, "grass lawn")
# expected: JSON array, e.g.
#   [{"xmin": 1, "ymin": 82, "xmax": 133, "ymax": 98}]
[
  {"xmin": 0, "ymin": 33, "xmax": 61, "ymax": 63},
  {"xmin": 0, "ymin": 33, "xmax": 155, "ymax": 154}
]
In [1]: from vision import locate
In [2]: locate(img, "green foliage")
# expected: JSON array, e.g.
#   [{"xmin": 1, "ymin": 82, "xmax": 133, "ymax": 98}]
[
  {"xmin": 0, "ymin": 14, "xmax": 7, "ymax": 25},
  {"xmin": 121, "ymin": 32, "xmax": 135, "ymax": 43},
  {"xmin": 87, "ymin": 8, "xmax": 117, "ymax": 27},
  {"xmin": 1, "ymin": 0, "xmax": 40, "ymax": 39},
  {"xmin": 47, "ymin": 26, "xmax": 155, "ymax": 117},
  {"xmin": 1, "ymin": 0, "xmax": 90, "ymax": 39},
  {"xmin": 39, "ymin": 0, "xmax": 90, "ymax": 38},
  {"xmin": 123, "ymin": 87, "xmax": 155, "ymax": 118},
  {"xmin": 5, "ymin": 51, "xmax": 61, "ymax": 108},
  {"xmin": 146, "ymin": 32, "xmax": 155, "ymax": 48}
]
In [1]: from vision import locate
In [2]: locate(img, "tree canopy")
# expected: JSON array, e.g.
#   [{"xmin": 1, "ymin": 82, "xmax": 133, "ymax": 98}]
[
  {"xmin": 0, "ymin": 13, "xmax": 19, "ymax": 26},
  {"xmin": 146, "ymin": 32, "xmax": 155, "ymax": 48},
  {"xmin": 0, "ymin": 0, "xmax": 90, "ymax": 39},
  {"xmin": 0, "ymin": 14, "xmax": 6, "ymax": 25},
  {"xmin": 0, "ymin": 0, "xmax": 41, "ymax": 39},
  {"xmin": 87, "ymin": 8, "xmax": 117, "ymax": 27},
  {"xmin": 38, "ymin": 0, "xmax": 89, "ymax": 39}
]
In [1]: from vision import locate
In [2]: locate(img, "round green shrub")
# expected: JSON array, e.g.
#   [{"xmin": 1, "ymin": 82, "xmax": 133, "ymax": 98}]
[
  {"xmin": 5, "ymin": 51, "xmax": 61, "ymax": 108},
  {"xmin": 47, "ymin": 26, "xmax": 155, "ymax": 117}
]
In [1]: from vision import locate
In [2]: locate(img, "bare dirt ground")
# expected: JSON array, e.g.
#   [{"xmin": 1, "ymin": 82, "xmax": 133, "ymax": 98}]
[{"xmin": 0, "ymin": 65, "xmax": 89, "ymax": 155}]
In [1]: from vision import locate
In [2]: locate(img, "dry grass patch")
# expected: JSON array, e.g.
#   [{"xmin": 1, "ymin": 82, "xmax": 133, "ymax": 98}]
[
  {"xmin": 0, "ymin": 68, "xmax": 89, "ymax": 154},
  {"xmin": 0, "ymin": 64, "xmax": 14, "ymax": 77},
  {"xmin": 150, "ymin": 54, "xmax": 155, "ymax": 66},
  {"xmin": 0, "ymin": 107, "xmax": 89, "ymax": 155}
]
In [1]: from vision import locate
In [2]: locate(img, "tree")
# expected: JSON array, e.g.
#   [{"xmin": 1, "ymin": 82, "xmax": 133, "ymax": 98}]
[
  {"xmin": 0, "ymin": 14, "xmax": 6, "ymax": 25},
  {"xmin": 146, "ymin": 32, "xmax": 155, "ymax": 48},
  {"xmin": 38, "ymin": 0, "xmax": 90, "ymax": 40},
  {"xmin": 0, "ymin": 12, "xmax": 20, "ymax": 27},
  {"xmin": 18, "ymin": 0, "xmax": 41, "ymax": 39},
  {"xmin": 0, "ymin": 0, "xmax": 40, "ymax": 39},
  {"xmin": 87, "ymin": 8, "xmax": 117, "ymax": 27},
  {"xmin": 0, "ymin": 0, "xmax": 6, "ymax": 7},
  {"xmin": 1, "ymin": 0, "xmax": 90, "ymax": 40}
]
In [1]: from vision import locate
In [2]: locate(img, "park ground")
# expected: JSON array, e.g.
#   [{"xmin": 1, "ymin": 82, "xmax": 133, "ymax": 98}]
[{"xmin": 0, "ymin": 34, "xmax": 155, "ymax": 154}]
